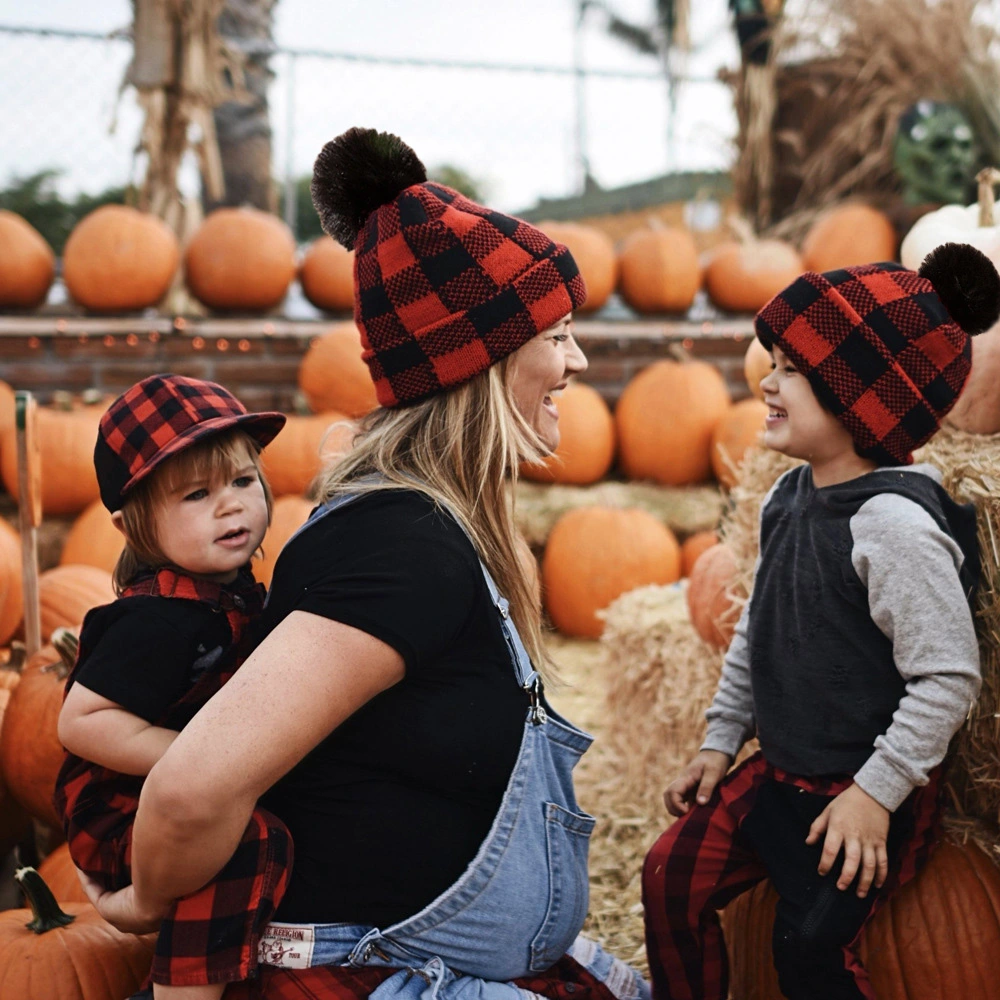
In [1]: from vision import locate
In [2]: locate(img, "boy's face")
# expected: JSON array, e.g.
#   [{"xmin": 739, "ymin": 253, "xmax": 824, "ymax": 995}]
[
  {"xmin": 151, "ymin": 442, "xmax": 269, "ymax": 583},
  {"xmin": 760, "ymin": 345, "xmax": 859, "ymax": 464}
]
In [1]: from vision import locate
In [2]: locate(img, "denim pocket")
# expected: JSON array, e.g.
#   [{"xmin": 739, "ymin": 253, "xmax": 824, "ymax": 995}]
[{"xmin": 528, "ymin": 801, "xmax": 596, "ymax": 972}]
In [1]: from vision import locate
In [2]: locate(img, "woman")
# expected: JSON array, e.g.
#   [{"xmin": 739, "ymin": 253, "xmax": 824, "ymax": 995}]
[{"xmin": 87, "ymin": 128, "xmax": 647, "ymax": 1000}]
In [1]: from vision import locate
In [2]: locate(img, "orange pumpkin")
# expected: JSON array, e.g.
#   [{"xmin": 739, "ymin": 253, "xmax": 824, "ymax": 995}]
[
  {"xmin": 299, "ymin": 236, "xmax": 355, "ymax": 313},
  {"xmin": 520, "ymin": 383, "xmax": 616, "ymax": 485},
  {"xmin": 743, "ymin": 338, "xmax": 771, "ymax": 401},
  {"xmin": 38, "ymin": 565, "xmax": 115, "ymax": 642},
  {"xmin": 185, "ymin": 207, "xmax": 297, "ymax": 311},
  {"xmin": 616, "ymin": 358, "xmax": 732, "ymax": 485},
  {"xmin": 259, "ymin": 412, "xmax": 354, "ymax": 497},
  {"xmin": 0, "ymin": 404, "xmax": 102, "ymax": 516},
  {"xmin": 298, "ymin": 322, "xmax": 379, "ymax": 418},
  {"xmin": 0, "ymin": 379, "xmax": 14, "ymax": 435},
  {"xmin": 802, "ymin": 203, "xmax": 898, "ymax": 272},
  {"xmin": 542, "ymin": 506, "xmax": 681, "ymax": 638},
  {"xmin": 0, "ymin": 655, "xmax": 30, "ymax": 858},
  {"xmin": 0, "ymin": 210, "xmax": 55, "ymax": 308},
  {"xmin": 704, "ymin": 238, "xmax": 802, "ymax": 314},
  {"xmin": 37, "ymin": 843, "xmax": 88, "ymax": 904},
  {"xmin": 0, "ymin": 519, "xmax": 24, "ymax": 646},
  {"xmin": 257, "ymin": 495, "xmax": 314, "ymax": 588},
  {"xmin": 711, "ymin": 398, "xmax": 769, "ymax": 488},
  {"xmin": 686, "ymin": 542, "xmax": 740, "ymax": 648},
  {"xmin": 63, "ymin": 205, "xmax": 179, "ymax": 311},
  {"xmin": 0, "ymin": 867, "xmax": 155, "ymax": 999},
  {"xmin": 1, "ymin": 629, "xmax": 77, "ymax": 827},
  {"xmin": 538, "ymin": 221, "xmax": 618, "ymax": 313},
  {"xmin": 618, "ymin": 227, "xmax": 701, "ymax": 314},
  {"xmin": 59, "ymin": 500, "xmax": 125, "ymax": 575},
  {"xmin": 721, "ymin": 840, "xmax": 1000, "ymax": 1000},
  {"xmin": 681, "ymin": 530, "xmax": 719, "ymax": 578}
]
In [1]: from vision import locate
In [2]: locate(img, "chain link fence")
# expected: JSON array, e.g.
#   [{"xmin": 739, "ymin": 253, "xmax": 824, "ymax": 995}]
[{"xmin": 0, "ymin": 23, "xmax": 737, "ymax": 248}]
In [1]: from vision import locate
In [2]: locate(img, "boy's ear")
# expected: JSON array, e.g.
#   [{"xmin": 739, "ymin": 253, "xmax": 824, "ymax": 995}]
[{"xmin": 109, "ymin": 511, "xmax": 126, "ymax": 536}]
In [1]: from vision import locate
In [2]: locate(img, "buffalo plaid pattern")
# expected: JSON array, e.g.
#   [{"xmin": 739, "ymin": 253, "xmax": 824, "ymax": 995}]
[
  {"xmin": 95, "ymin": 373, "xmax": 285, "ymax": 511},
  {"xmin": 755, "ymin": 263, "xmax": 972, "ymax": 465},
  {"xmin": 54, "ymin": 567, "xmax": 292, "ymax": 988},
  {"xmin": 642, "ymin": 752, "xmax": 941, "ymax": 1000},
  {"xmin": 352, "ymin": 182, "xmax": 587, "ymax": 407},
  {"xmin": 221, "ymin": 952, "xmax": 631, "ymax": 1000}
]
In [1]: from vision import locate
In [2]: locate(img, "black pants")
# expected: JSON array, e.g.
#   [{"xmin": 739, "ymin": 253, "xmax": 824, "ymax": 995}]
[{"xmin": 739, "ymin": 779, "xmax": 914, "ymax": 1000}]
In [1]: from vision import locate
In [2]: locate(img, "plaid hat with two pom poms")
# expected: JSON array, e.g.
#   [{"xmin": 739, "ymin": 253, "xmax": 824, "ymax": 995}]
[{"xmin": 755, "ymin": 243, "xmax": 1000, "ymax": 464}]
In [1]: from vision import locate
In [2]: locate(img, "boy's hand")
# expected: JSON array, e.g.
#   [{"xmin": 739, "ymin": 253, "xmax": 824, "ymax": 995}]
[
  {"xmin": 806, "ymin": 783, "xmax": 890, "ymax": 898},
  {"xmin": 664, "ymin": 750, "xmax": 732, "ymax": 817}
]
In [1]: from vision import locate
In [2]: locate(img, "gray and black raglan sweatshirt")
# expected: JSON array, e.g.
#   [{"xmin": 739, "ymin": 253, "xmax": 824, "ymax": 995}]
[{"xmin": 701, "ymin": 463, "xmax": 981, "ymax": 812}]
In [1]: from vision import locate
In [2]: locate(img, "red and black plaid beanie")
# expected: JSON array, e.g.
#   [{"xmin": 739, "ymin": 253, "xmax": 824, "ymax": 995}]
[
  {"xmin": 311, "ymin": 127, "xmax": 587, "ymax": 407},
  {"xmin": 95, "ymin": 373, "xmax": 286, "ymax": 512},
  {"xmin": 755, "ymin": 243, "xmax": 1000, "ymax": 465}
]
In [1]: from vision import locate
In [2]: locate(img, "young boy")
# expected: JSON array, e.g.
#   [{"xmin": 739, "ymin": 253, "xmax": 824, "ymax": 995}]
[{"xmin": 642, "ymin": 243, "xmax": 1000, "ymax": 1000}]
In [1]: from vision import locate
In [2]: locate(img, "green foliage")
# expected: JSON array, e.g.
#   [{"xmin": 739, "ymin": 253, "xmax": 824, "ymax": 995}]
[{"xmin": 0, "ymin": 170, "xmax": 127, "ymax": 255}]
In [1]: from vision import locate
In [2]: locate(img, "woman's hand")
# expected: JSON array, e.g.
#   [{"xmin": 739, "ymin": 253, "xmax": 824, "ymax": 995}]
[
  {"xmin": 664, "ymin": 749, "xmax": 732, "ymax": 817},
  {"xmin": 805, "ymin": 783, "xmax": 891, "ymax": 898},
  {"xmin": 76, "ymin": 867, "xmax": 164, "ymax": 934}
]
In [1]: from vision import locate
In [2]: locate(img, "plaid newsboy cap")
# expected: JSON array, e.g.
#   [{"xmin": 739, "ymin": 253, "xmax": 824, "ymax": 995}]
[
  {"xmin": 353, "ymin": 182, "xmax": 587, "ymax": 407},
  {"xmin": 94, "ymin": 373, "xmax": 286, "ymax": 512},
  {"xmin": 755, "ymin": 262, "xmax": 972, "ymax": 465}
]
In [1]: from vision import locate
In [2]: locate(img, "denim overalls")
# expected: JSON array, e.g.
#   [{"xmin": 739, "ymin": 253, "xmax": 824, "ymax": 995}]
[{"xmin": 258, "ymin": 491, "xmax": 648, "ymax": 1000}]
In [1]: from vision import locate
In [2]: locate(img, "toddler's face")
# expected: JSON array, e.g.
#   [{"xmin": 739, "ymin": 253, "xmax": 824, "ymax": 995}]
[
  {"xmin": 760, "ymin": 345, "xmax": 857, "ymax": 463},
  {"xmin": 152, "ymin": 445, "xmax": 269, "ymax": 583}
]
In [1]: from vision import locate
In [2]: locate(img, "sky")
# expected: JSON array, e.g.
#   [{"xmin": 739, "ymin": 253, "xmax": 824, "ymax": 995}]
[{"xmin": 0, "ymin": 1, "xmax": 740, "ymax": 213}]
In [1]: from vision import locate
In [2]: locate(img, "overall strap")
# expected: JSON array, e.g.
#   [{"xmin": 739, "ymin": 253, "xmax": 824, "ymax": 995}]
[{"xmin": 476, "ymin": 559, "xmax": 547, "ymax": 725}]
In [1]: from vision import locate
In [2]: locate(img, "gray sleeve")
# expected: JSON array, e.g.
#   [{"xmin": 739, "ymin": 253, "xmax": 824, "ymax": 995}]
[
  {"xmin": 701, "ymin": 593, "xmax": 755, "ymax": 758},
  {"xmin": 850, "ymin": 494, "xmax": 980, "ymax": 812}
]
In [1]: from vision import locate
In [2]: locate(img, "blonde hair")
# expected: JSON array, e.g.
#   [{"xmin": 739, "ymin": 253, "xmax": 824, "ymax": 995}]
[
  {"xmin": 112, "ymin": 428, "xmax": 275, "ymax": 595},
  {"xmin": 314, "ymin": 359, "xmax": 552, "ymax": 674}
]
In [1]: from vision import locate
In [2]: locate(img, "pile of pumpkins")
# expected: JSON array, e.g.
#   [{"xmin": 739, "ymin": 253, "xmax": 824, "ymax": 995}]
[{"xmin": 0, "ymin": 198, "xmax": 899, "ymax": 318}]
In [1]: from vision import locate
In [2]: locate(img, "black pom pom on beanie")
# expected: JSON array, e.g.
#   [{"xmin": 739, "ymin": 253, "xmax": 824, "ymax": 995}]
[
  {"xmin": 918, "ymin": 242, "xmax": 1000, "ymax": 336},
  {"xmin": 311, "ymin": 127, "xmax": 427, "ymax": 250}
]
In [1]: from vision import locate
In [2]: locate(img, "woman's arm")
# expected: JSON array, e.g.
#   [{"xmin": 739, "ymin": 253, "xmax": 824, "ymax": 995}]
[
  {"xmin": 122, "ymin": 609, "xmax": 405, "ymax": 926},
  {"xmin": 58, "ymin": 684, "xmax": 177, "ymax": 775}
]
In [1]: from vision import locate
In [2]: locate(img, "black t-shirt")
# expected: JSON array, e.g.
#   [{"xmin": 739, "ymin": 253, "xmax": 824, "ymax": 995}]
[
  {"xmin": 254, "ymin": 490, "xmax": 528, "ymax": 926},
  {"xmin": 72, "ymin": 599, "xmax": 232, "ymax": 728}
]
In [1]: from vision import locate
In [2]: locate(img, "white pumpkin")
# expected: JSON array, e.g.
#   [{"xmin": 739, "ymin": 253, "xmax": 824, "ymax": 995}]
[
  {"xmin": 901, "ymin": 167, "xmax": 1000, "ymax": 270},
  {"xmin": 901, "ymin": 168, "xmax": 1000, "ymax": 434}
]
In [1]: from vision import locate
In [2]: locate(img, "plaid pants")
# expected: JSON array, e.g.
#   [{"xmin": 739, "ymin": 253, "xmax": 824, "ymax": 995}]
[
  {"xmin": 641, "ymin": 752, "xmax": 940, "ymax": 1000},
  {"xmin": 220, "ymin": 952, "xmax": 632, "ymax": 1000}
]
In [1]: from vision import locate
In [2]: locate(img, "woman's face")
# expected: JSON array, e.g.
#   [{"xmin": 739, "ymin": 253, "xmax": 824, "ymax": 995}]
[{"xmin": 508, "ymin": 314, "xmax": 588, "ymax": 453}]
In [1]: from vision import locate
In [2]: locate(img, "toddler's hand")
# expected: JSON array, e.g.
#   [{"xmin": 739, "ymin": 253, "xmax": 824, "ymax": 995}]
[
  {"xmin": 664, "ymin": 750, "xmax": 732, "ymax": 817},
  {"xmin": 805, "ymin": 783, "xmax": 890, "ymax": 898}
]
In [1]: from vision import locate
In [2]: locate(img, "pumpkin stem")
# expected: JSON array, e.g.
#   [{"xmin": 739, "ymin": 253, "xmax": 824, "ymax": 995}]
[
  {"xmin": 668, "ymin": 342, "xmax": 694, "ymax": 364},
  {"xmin": 14, "ymin": 867, "xmax": 76, "ymax": 934},
  {"xmin": 47, "ymin": 628, "xmax": 79, "ymax": 679},
  {"xmin": 976, "ymin": 167, "xmax": 1000, "ymax": 227},
  {"xmin": 3, "ymin": 641, "xmax": 26, "ymax": 673}
]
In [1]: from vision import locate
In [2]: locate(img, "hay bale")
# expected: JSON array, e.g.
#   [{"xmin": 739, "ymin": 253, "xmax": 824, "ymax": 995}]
[
  {"xmin": 565, "ymin": 585, "xmax": 726, "ymax": 972},
  {"xmin": 515, "ymin": 480, "xmax": 724, "ymax": 549}
]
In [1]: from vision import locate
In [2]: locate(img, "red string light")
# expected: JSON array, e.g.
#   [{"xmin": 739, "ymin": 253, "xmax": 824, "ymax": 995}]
[
  {"xmin": 238, "ymin": 339, "xmax": 251, "ymax": 352},
  {"xmin": 216, "ymin": 338, "xmax": 229, "ymax": 352},
  {"xmin": 192, "ymin": 337, "xmax": 205, "ymax": 350}
]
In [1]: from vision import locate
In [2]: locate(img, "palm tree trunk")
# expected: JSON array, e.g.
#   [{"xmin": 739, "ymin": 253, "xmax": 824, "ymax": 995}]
[{"xmin": 205, "ymin": 0, "xmax": 277, "ymax": 212}]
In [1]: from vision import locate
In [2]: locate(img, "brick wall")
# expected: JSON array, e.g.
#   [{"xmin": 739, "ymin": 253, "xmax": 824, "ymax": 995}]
[{"xmin": 0, "ymin": 318, "xmax": 755, "ymax": 410}]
